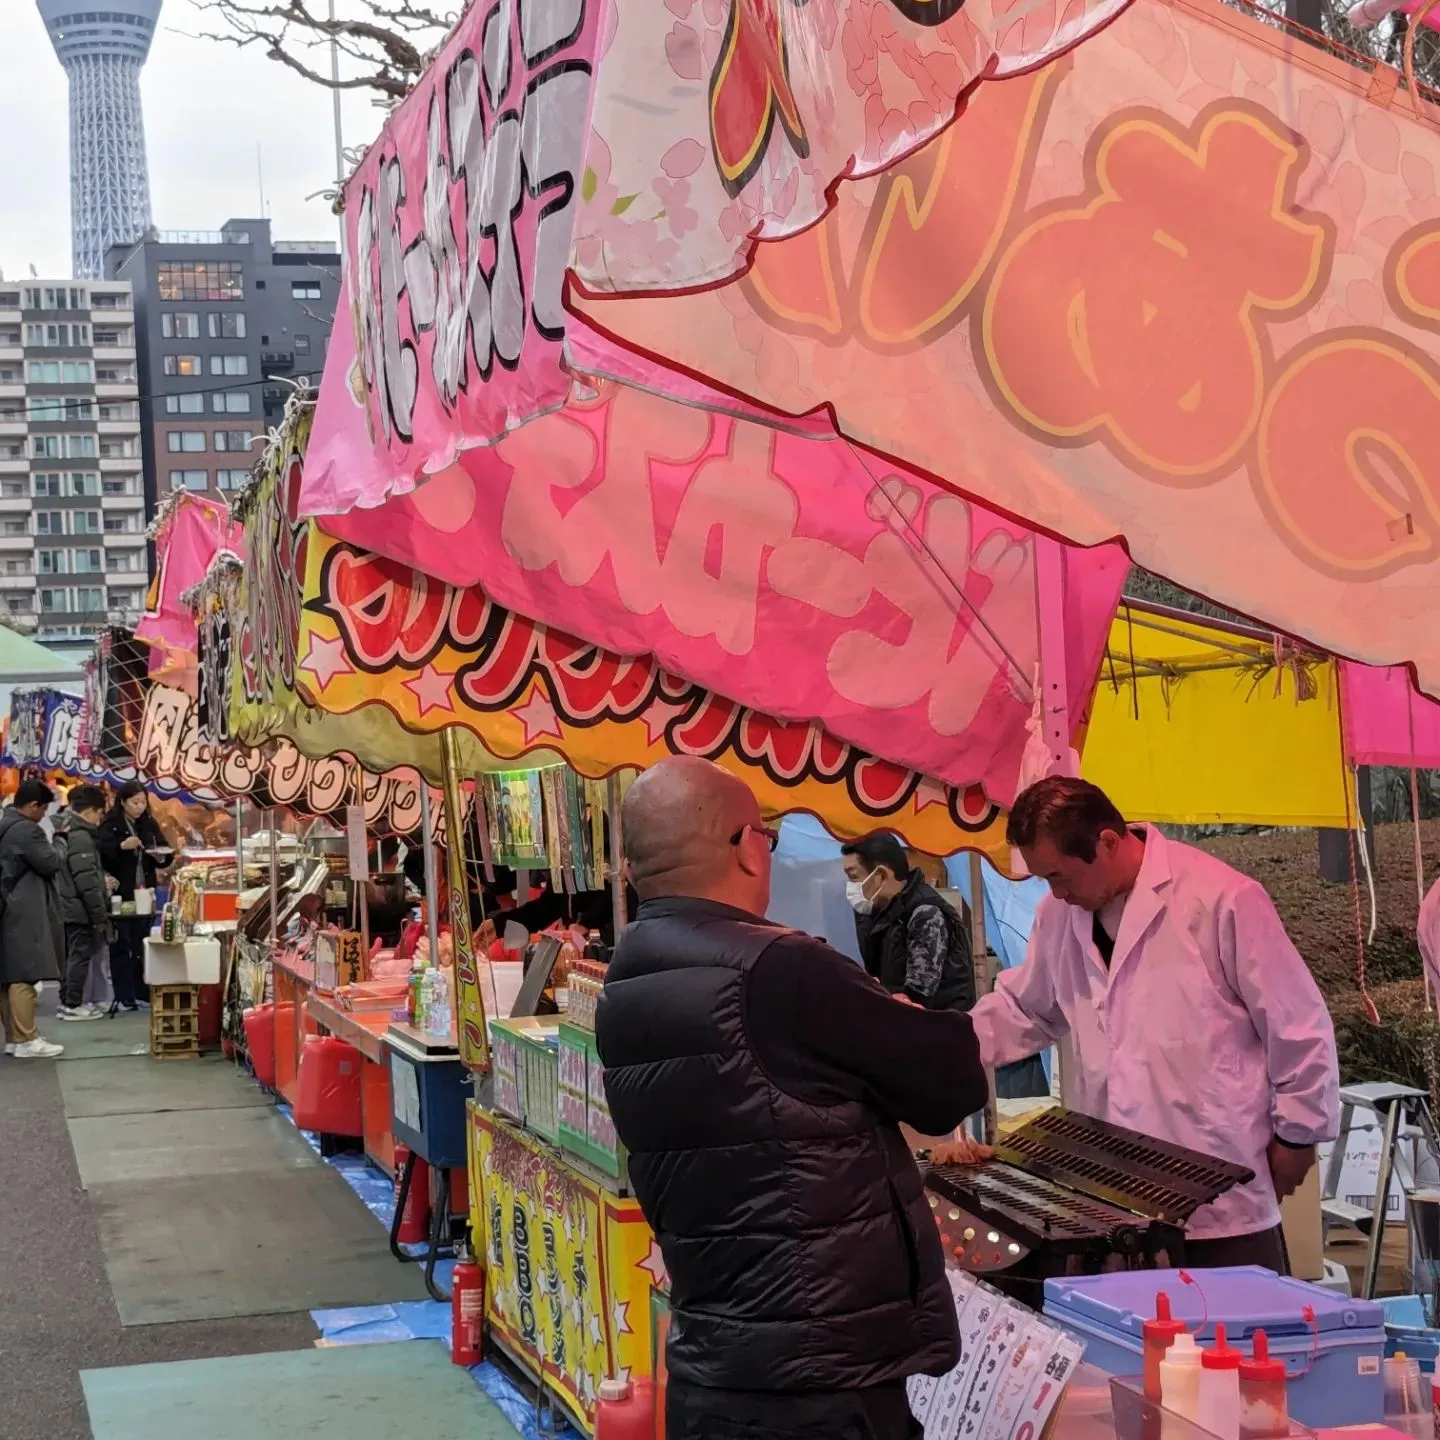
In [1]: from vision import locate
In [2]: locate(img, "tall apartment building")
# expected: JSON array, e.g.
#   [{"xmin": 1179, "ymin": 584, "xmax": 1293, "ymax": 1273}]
[
  {"xmin": 0, "ymin": 279, "xmax": 148, "ymax": 647},
  {"xmin": 106, "ymin": 220, "xmax": 341, "ymax": 510}
]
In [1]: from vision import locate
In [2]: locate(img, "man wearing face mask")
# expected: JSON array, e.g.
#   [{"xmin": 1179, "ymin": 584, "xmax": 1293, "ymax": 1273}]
[{"xmin": 842, "ymin": 833, "xmax": 975, "ymax": 1012}]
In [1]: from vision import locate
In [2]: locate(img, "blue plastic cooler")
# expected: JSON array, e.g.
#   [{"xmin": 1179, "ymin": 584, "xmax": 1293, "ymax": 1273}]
[{"xmin": 1043, "ymin": 1267, "xmax": 1385, "ymax": 1426}]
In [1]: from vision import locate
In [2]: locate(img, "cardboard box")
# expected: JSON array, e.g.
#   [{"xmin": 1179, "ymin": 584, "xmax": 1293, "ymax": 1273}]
[{"xmin": 143, "ymin": 937, "xmax": 221, "ymax": 985}]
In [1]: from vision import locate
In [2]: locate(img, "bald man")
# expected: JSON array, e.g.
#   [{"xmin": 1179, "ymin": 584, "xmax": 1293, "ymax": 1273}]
[{"xmin": 597, "ymin": 758, "xmax": 988, "ymax": 1440}]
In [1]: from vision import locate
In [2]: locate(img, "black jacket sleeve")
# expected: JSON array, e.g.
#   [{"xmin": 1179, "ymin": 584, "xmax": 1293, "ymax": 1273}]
[
  {"xmin": 97, "ymin": 812, "xmax": 127, "ymax": 878},
  {"xmin": 745, "ymin": 933, "xmax": 989, "ymax": 1137},
  {"xmin": 72, "ymin": 831, "xmax": 110, "ymax": 929}
]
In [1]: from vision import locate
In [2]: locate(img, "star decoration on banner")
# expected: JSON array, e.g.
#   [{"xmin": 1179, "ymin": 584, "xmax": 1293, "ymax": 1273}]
[
  {"xmin": 561, "ymin": 1209, "xmax": 574, "ymax": 1245},
  {"xmin": 612, "ymin": 1299, "xmax": 633, "ymax": 1336},
  {"xmin": 913, "ymin": 778, "xmax": 949, "ymax": 814},
  {"xmin": 636, "ymin": 1238, "xmax": 669, "ymax": 1287},
  {"xmin": 511, "ymin": 688, "xmax": 563, "ymax": 744},
  {"xmin": 588, "ymin": 1311, "xmax": 604, "ymax": 1347},
  {"xmin": 299, "ymin": 632, "xmax": 353, "ymax": 690},
  {"xmin": 404, "ymin": 662, "xmax": 457, "ymax": 718},
  {"xmin": 640, "ymin": 696, "xmax": 690, "ymax": 747}
]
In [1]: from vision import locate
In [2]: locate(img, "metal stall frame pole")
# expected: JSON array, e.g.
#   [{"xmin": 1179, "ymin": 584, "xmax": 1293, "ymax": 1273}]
[
  {"xmin": 420, "ymin": 778, "xmax": 442, "ymax": 976},
  {"xmin": 441, "ymin": 728, "xmax": 488, "ymax": 1070},
  {"xmin": 268, "ymin": 808, "xmax": 279, "ymax": 948},
  {"xmin": 1034, "ymin": 536, "xmax": 1075, "ymax": 1106},
  {"xmin": 606, "ymin": 774, "xmax": 627, "ymax": 939},
  {"xmin": 353, "ymin": 766, "xmax": 369, "ymax": 961},
  {"xmin": 969, "ymin": 850, "xmax": 999, "ymax": 1148}
]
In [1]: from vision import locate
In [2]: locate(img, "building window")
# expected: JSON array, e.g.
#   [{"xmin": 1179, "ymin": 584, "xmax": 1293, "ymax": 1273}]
[
  {"xmin": 28, "ymin": 399, "xmax": 66, "ymax": 423},
  {"xmin": 7, "ymin": 596, "xmax": 33, "ymax": 614},
  {"xmin": 213, "ymin": 430, "xmax": 254, "ymax": 453},
  {"xmin": 2, "ymin": 519, "xmax": 27, "ymax": 536},
  {"xmin": 208, "ymin": 312, "xmax": 246, "ymax": 338},
  {"xmin": 64, "ymin": 360, "xmax": 92, "ymax": 383},
  {"xmin": 95, "ymin": 366, "xmax": 134, "ymax": 384},
  {"xmin": 98, "ymin": 402, "xmax": 137, "ymax": 421},
  {"xmin": 75, "ymin": 586, "xmax": 104, "ymax": 612},
  {"xmin": 24, "ymin": 322, "xmax": 90, "ymax": 346},
  {"xmin": 31, "ymin": 436, "xmax": 60, "ymax": 458},
  {"xmin": 163, "ymin": 354, "xmax": 202, "ymax": 376},
  {"xmin": 70, "ymin": 472, "xmax": 100, "ymax": 496},
  {"xmin": 34, "ymin": 513, "xmax": 62, "ymax": 536},
  {"xmin": 164, "ymin": 393, "xmax": 205, "ymax": 414},
  {"xmin": 39, "ymin": 551, "xmax": 68, "ymax": 575},
  {"xmin": 157, "ymin": 263, "xmax": 243, "ymax": 302},
  {"xmin": 1, "ymin": 480, "xmax": 26, "ymax": 498},
  {"xmin": 215, "ymin": 468, "xmax": 250, "ymax": 490},
  {"xmin": 64, "ymin": 435, "xmax": 97, "ymax": 458},
  {"xmin": 33, "ymin": 474, "xmax": 62, "ymax": 497},
  {"xmin": 166, "ymin": 431, "xmax": 207, "ymax": 453},
  {"xmin": 102, "ymin": 477, "xmax": 136, "ymax": 496},
  {"xmin": 40, "ymin": 589, "xmax": 68, "ymax": 613},
  {"xmin": 169, "ymin": 469, "xmax": 208, "ymax": 491},
  {"xmin": 294, "ymin": 333, "xmax": 311, "ymax": 354},
  {"xmin": 291, "ymin": 281, "xmax": 322, "ymax": 300},
  {"xmin": 161, "ymin": 312, "xmax": 201, "ymax": 339},
  {"xmin": 7, "ymin": 560, "xmax": 32, "ymax": 576},
  {"xmin": 74, "ymin": 511, "xmax": 101, "ymax": 534},
  {"xmin": 26, "ymin": 360, "xmax": 60, "ymax": 383},
  {"xmin": 104, "ymin": 514, "xmax": 134, "ymax": 533},
  {"xmin": 211, "ymin": 390, "xmax": 251, "ymax": 414},
  {"xmin": 73, "ymin": 548, "xmax": 103, "ymax": 573},
  {"xmin": 209, "ymin": 354, "xmax": 249, "ymax": 376}
]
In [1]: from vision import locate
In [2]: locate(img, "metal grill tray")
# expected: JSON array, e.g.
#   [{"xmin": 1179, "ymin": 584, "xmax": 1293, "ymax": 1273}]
[
  {"xmin": 993, "ymin": 1109, "xmax": 1255, "ymax": 1226},
  {"xmin": 925, "ymin": 1159, "xmax": 1148, "ymax": 1254}
]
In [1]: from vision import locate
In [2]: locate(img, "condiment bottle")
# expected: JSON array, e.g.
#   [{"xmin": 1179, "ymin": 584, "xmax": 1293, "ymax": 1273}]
[
  {"xmin": 1160, "ymin": 1331, "xmax": 1203, "ymax": 1427},
  {"xmin": 1144, "ymin": 1292, "xmax": 1187, "ymax": 1400},
  {"xmin": 1238, "ymin": 1330, "xmax": 1289, "ymax": 1440},
  {"xmin": 1197, "ymin": 1324, "xmax": 1243, "ymax": 1440}
]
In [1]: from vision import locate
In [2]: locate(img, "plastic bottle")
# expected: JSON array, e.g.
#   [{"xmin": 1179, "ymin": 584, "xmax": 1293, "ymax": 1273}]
[
  {"xmin": 1160, "ymin": 1331, "xmax": 1204, "ymax": 1429},
  {"xmin": 1144, "ymin": 1292, "xmax": 1187, "ymax": 1400},
  {"xmin": 407, "ymin": 958, "xmax": 427, "ymax": 1026},
  {"xmin": 1238, "ymin": 1331, "xmax": 1289, "ymax": 1440},
  {"xmin": 595, "ymin": 1376, "xmax": 654, "ymax": 1440},
  {"xmin": 425, "ymin": 968, "xmax": 451, "ymax": 1038},
  {"xmin": 1197, "ymin": 1324, "xmax": 1243, "ymax": 1440}
]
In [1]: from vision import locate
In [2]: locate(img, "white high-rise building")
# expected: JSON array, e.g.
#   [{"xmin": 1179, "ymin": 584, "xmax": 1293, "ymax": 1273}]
[
  {"xmin": 0, "ymin": 280, "xmax": 149, "ymax": 643},
  {"xmin": 37, "ymin": 0, "xmax": 161, "ymax": 280}
]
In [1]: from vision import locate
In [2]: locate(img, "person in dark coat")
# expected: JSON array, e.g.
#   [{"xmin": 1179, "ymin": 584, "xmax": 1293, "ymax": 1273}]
[
  {"xmin": 596, "ymin": 757, "xmax": 989, "ymax": 1440},
  {"xmin": 842, "ymin": 832, "xmax": 975, "ymax": 1011},
  {"xmin": 0, "ymin": 778, "xmax": 66, "ymax": 1058},
  {"xmin": 55, "ymin": 785, "xmax": 114, "ymax": 1022},
  {"xmin": 98, "ymin": 781, "xmax": 173, "ymax": 1012}
]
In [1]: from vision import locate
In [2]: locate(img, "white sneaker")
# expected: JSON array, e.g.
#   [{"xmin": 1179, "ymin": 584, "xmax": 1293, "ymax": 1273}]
[
  {"xmin": 14, "ymin": 1038, "xmax": 63, "ymax": 1058},
  {"xmin": 3, "ymin": 1043, "xmax": 14, "ymax": 1056},
  {"xmin": 57, "ymin": 1006, "xmax": 103, "ymax": 1022},
  {"xmin": 82, "ymin": 1004, "xmax": 109, "ymax": 1018}
]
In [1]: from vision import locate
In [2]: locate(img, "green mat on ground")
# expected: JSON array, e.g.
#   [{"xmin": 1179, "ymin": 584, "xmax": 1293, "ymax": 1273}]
[
  {"xmin": 68, "ymin": 1106, "xmax": 321, "ymax": 1188},
  {"xmin": 58, "ymin": 1054, "xmax": 270, "ymax": 1118},
  {"xmin": 90, "ymin": 1165, "xmax": 430, "ymax": 1326},
  {"xmin": 53, "ymin": 1010, "xmax": 150, "ymax": 1061},
  {"xmin": 82, "ymin": 1340, "xmax": 516, "ymax": 1439}
]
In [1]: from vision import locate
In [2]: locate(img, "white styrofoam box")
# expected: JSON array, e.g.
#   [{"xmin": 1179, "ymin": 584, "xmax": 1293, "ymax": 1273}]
[
  {"xmin": 1321, "ymin": 1117, "xmax": 1438, "ymax": 1221},
  {"xmin": 143, "ymin": 937, "xmax": 221, "ymax": 986}
]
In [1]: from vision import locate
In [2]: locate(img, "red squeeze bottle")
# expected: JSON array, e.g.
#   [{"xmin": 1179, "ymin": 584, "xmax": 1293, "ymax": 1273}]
[{"xmin": 1144, "ymin": 1292, "xmax": 1187, "ymax": 1400}]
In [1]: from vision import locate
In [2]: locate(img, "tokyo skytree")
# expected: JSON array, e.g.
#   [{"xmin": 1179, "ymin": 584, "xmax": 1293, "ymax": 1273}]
[{"xmin": 38, "ymin": 0, "xmax": 161, "ymax": 279}]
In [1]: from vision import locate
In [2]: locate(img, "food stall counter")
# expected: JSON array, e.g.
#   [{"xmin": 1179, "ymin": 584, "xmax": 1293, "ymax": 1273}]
[{"xmin": 306, "ymin": 990, "xmax": 397, "ymax": 1173}]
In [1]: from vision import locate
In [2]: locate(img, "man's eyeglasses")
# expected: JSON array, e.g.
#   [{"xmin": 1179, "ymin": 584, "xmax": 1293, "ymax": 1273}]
[{"xmin": 729, "ymin": 823, "xmax": 780, "ymax": 853}]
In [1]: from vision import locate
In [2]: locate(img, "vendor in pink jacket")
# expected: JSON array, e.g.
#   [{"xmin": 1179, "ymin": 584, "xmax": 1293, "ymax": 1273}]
[{"xmin": 957, "ymin": 776, "xmax": 1339, "ymax": 1272}]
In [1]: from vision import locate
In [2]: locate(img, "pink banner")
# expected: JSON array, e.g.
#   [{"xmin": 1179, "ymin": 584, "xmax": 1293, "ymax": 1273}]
[
  {"xmin": 1341, "ymin": 662, "xmax": 1440, "ymax": 769},
  {"xmin": 135, "ymin": 495, "xmax": 242, "ymax": 682},
  {"xmin": 302, "ymin": 0, "xmax": 602, "ymax": 514},
  {"xmin": 573, "ymin": 0, "xmax": 1131, "ymax": 293},
  {"xmin": 320, "ymin": 378, "xmax": 1127, "ymax": 804}
]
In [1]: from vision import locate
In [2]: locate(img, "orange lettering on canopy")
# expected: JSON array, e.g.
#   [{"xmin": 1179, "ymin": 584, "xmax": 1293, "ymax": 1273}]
[
  {"xmin": 1256, "ymin": 334, "xmax": 1440, "ymax": 576},
  {"xmin": 1387, "ymin": 222, "xmax": 1440, "ymax": 332},
  {"xmin": 744, "ymin": 68, "xmax": 1059, "ymax": 348},
  {"xmin": 981, "ymin": 103, "xmax": 1329, "ymax": 478}
]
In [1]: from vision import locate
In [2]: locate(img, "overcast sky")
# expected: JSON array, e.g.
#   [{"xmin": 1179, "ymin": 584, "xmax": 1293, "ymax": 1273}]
[{"xmin": 0, "ymin": 0, "xmax": 393, "ymax": 279}]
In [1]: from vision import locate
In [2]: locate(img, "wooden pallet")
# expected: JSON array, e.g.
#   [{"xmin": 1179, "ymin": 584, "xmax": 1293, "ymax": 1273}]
[{"xmin": 150, "ymin": 984, "xmax": 200, "ymax": 1059}]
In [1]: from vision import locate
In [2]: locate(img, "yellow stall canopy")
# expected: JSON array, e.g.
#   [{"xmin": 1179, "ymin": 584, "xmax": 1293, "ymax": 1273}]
[{"xmin": 1081, "ymin": 604, "xmax": 1348, "ymax": 829}]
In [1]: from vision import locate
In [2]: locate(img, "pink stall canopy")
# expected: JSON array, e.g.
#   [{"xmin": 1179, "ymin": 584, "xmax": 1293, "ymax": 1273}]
[
  {"xmin": 318, "ymin": 342, "xmax": 1128, "ymax": 806},
  {"xmin": 569, "ymin": 0, "xmax": 1440, "ymax": 701},
  {"xmin": 300, "ymin": 0, "xmax": 1130, "ymax": 516},
  {"xmin": 134, "ymin": 493, "xmax": 243, "ymax": 684},
  {"xmin": 1340, "ymin": 662, "xmax": 1440, "ymax": 768}
]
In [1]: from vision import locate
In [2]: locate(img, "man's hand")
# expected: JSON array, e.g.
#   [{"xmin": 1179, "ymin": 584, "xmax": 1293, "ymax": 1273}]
[
  {"xmin": 120, "ymin": 836, "xmax": 142, "ymax": 852},
  {"xmin": 104, "ymin": 875, "xmax": 118, "ymax": 893},
  {"xmin": 929, "ymin": 1136, "xmax": 995, "ymax": 1166},
  {"xmin": 893, "ymin": 992, "xmax": 917, "ymax": 1007},
  {"xmin": 1267, "ymin": 1138, "xmax": 1316, "ymax": 1201}
]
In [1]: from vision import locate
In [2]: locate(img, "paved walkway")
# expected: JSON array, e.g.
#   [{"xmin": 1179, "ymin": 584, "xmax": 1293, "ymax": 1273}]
[{"xmin": 0, "ymin": 992, "xmax": 314, "ymax": 1440}]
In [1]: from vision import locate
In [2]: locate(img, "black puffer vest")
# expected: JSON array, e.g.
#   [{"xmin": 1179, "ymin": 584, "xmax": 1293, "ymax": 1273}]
[
  {"xmin": 597, "ymin": 897, "xmax": 959, "ymax": 1392},
  {"xmin": 858, "ymin": 873, "xmax": 975, "ymax": 1011}
]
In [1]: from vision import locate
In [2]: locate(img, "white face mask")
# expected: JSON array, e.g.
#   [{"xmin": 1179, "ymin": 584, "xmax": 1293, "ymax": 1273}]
[{"xmin": 846, "ymin": 870, "xmax": 879, "ymax": 914}]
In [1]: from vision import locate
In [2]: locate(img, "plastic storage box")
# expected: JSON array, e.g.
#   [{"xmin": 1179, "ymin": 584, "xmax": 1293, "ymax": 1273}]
[{"xmin": 1043, "ymin": 1266, "xmax": 1385, "ymax": 1427}]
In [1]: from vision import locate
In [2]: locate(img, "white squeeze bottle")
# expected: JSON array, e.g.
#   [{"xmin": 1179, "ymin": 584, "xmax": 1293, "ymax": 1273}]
[
  {"xmin": 1160, "ymin": 1330, "xmax": 1203, "ymax": 1429},
  {"xmin": 1197, "ymin": 1324, "xmax": 1243, "ymax": 1440}
]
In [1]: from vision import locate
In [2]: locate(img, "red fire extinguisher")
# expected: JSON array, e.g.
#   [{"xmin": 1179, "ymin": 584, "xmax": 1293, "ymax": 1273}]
[
  {"xmin": 451, "ymin": 1247, "xmax": 485, "ymax": 1366},
  {"xmin": 394, "ymin": 1145, "xmax": 430, "ymax": 1247}
]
